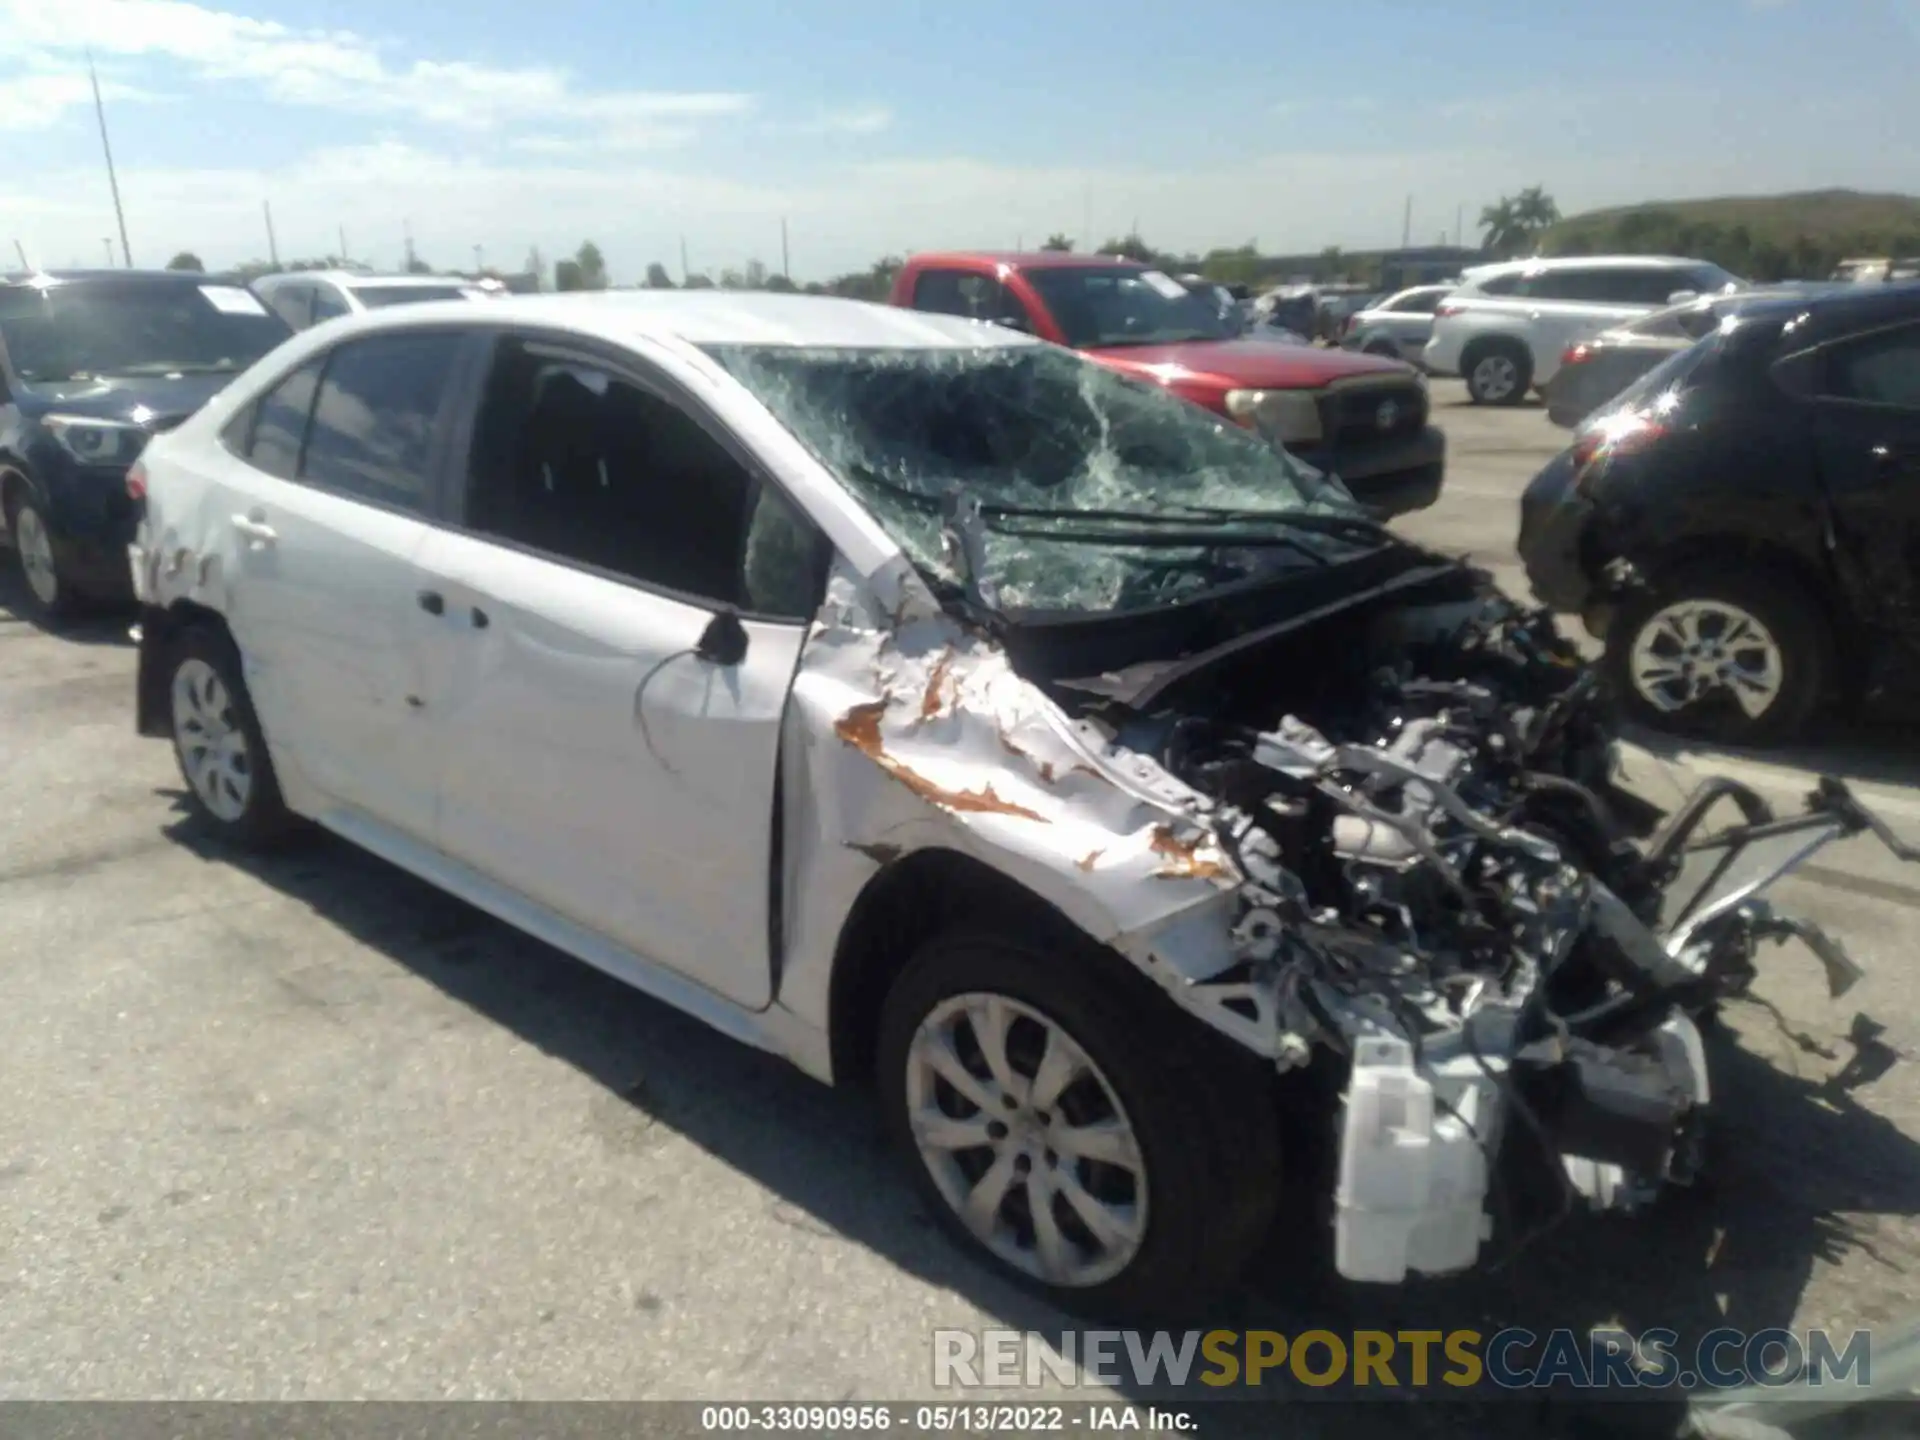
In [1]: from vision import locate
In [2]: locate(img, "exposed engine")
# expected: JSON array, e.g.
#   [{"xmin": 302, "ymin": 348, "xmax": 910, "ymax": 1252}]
[{"xmin": 1063, "ymin": 580, "xmax": 1905, "ymax": 1282}]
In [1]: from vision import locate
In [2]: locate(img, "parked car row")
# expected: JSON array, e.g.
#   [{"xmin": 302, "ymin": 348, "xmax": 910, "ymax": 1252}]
[
  {"xmin": 0, "ymin": 267, "xmax": 499, "ymax": 619},
  {"xmin": 101, "ymin": 286, "xmax": 1907, "ymax": 1318}
]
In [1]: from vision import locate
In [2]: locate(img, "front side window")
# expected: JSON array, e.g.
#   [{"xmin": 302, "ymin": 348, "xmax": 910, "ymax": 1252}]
[
  {"xmin": 910, "ymin": 270, "xmax": 1021, "ymax": 326},
  {"xmin": 464, "ymin": 340, "xmax": 822, "ymax": 613},
  {"xmin": 1022, "ymin": 266, "xmax": 1235, "ymax": 348},
  {"xmin": 703, "ymin": 342, "xmax": 1369, "ymax": 617},
  {"xmin": 0, "ymin": 278, "xmax": 292, "ymax": 384},
  {"xmin": 263, "ymin": 284, "xmax": 313, "ymax": 331},
  {"xmin": 299, "ymin": 331, "xmax": 465, "ymax": 511},
  {"xmin": 1391, "ymin": 289, "xmax": 1445, "ymax": 314}
]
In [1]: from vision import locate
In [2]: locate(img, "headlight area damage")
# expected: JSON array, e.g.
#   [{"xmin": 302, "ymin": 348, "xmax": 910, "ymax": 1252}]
[{"xmin": 800, "ymin": 548, "xmax": 1920, "ymax": 1286}]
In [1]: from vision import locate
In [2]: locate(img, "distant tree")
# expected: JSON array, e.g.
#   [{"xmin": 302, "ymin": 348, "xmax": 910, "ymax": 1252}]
[
  {"xmin": 802, "ymin": 280, "xmax": 827, "ymax": 295},
  {"xmin": 764, "ymin": 272, "xmax": 798, "ymax": 292},
  {"xmin": 1512, "ymin": 185, "xmax": 1561, "ymax": 236},
  {"xmin": 1480, "ymin": 188, "xmax": 1560, "ymax": 258},
  {"xmin": 1317, "ymin": 245, "xmax": 1345, "ymax": 281},
  {"xmin": 575, "ymin": 241, "xmax": 608, "ymax": 290},
  {"xmin": 718, "ymin": 267, "xmax": 746, "ymax": 289},
  {"xmin": 232, "ymin": 259, "xmax": 282, "ymax": 281},
  {"xmin": 1041, "ymin": 233, "xmax": 1074, "ymax": 252},
  {"xmin": 1096, "ymin": 233, "xmax": 1155, "ymax": 264},
  {"xmin": 554, "ymin": 258, "xmax": 585, "ymax": 291},
  {"xmin": 405, "ymin": 255, "xmax": 433, "ymax": 275},
  {"xmin": 165, "ymin": 251, "xmax": 204, "ymax": 272},
  {"xmin": 744, "ymin": 259, "xmax": 769, "ymax": 289},
  {"xmin": 644, "ymin": 262, "xmax": 675, "ymax": 289},
  {"xmin": 1478, "ymin": 198, "xmax": 1525, "ymax": 257},
  {"xmin": 1200, "ymin": 243, "xmax": 1264, "ymax": 287},
  {"xmin": 683, "ymin": 272, "xmax": 716, "ymax": 290}
]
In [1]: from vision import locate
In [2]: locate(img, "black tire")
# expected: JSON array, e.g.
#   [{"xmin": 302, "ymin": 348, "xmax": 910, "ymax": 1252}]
[
  {"xmin": 877, "ymin": 928, "xmax": 1282, "ymax": 1322},
  {"xmin": 1604, "ymin": 564, "xmax": 1829, "ymax": 745},
  {"xmin": 1462, "ymin": 338, "xmax": 1533, "ymax": 405},
  {"xmin": 4, "ymin": 490, "xmax": 75, "ymax": 623},
  {"xmin": 164, "ymin": 623, "xmax": 302, "ymax": 847}
]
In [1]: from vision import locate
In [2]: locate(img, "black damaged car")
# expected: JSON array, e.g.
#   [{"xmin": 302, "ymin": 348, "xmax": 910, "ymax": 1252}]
[
  {"xmin": 1518, "ymin": 282, "xmax": 1920, "ymax": 745},
  {"xmin": 0, "ymin": 269, "xmax": 293, "ymax": 622}
]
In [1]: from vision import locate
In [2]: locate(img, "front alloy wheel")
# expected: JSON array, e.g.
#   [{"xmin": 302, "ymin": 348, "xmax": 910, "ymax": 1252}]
[
  {"xmin": 1468, "ymin": 351, "xmax": 1523, "ymax": 404},
  {"xmin": 905, "ymin": 993, "xmax": 1148, "ymax": 1289},
  {"xmin": 878, "ymin": 930, "xmax": 1282, "ymax": 1321},
  {"xmin": 1627, "ymin": 600, "xmax": 1784, "ymax": 724}
]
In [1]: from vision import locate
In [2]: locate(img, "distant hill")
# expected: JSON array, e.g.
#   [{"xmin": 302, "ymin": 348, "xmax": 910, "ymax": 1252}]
[{"xmin": 1543, "ymin": 189, "xmax": 1920, "ymax": 279}]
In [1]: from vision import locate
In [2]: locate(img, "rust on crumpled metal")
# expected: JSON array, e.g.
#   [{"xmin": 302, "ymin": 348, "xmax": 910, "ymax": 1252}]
[
  {"xmin": 835, "ymin": 701, "xmax": 1047, "ymax": 823},
  {"xmin": 919, "ymin": 653, "xmax": 955, "ymax": 721},
  {"xmin": 1149, "ymin": 824, "xmax": 1225, "ymax": 880}
]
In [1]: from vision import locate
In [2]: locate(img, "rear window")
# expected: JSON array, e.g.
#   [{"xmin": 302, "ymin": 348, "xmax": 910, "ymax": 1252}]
[{"xmin": 1602, "ymin": 334, "xmax": 1723, "ymax": 416}]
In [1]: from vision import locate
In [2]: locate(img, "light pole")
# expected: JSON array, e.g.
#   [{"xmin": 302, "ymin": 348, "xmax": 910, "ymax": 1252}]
[{"xmin": 87, "ymin": 50, "xmax": 132, "ymax": 267}]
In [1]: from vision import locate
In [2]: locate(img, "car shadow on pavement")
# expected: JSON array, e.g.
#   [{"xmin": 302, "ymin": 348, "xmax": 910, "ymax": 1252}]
[
  {"xmin": 0, "ymin": 565, "xmax": 137, "ymax": 647},
  {"xmin": 155, "ymin": 805, "xmax": 1920, "ymax": 1440}
]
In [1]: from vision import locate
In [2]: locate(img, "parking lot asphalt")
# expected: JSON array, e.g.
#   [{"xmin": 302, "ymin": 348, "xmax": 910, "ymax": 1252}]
[{"xmin": 4, "ymin": 382, "xmax": 1920, "ymax": 1429}]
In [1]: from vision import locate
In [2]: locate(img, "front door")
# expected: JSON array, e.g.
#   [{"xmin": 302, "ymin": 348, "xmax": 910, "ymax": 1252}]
[
  {"xmin": 417, "ymin": 335, "xmax": 828, "ymax": 1009},
  {"xmin": 211, "ymin": 329, "xmax": 471, "ymax": 841}
]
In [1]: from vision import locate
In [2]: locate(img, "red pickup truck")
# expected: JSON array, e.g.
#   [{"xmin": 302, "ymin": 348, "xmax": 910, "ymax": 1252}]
[{"xmin": 889, "ymin": 251, "xmax": 1445, "ymax": 517}]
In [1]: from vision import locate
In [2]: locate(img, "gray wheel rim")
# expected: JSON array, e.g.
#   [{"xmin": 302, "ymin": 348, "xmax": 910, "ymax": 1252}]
[
  {"xmin": 1628, "ymin": 599, "xmax": 1785, "ymax": 720},
  {"xmin": 905, "ymin": 992, "xmax": 1148, "ymax": 1288},
  {"xmin": 15, "ymin": 504, "xmax": 58, "ymax": 607},
  {"xmin": 171, "ymin": 657, "xmax": 254, "ymax": 822},
  {"xmin": 1472, "ymin": 353, "xmax": 1519, "ymax": 401}
]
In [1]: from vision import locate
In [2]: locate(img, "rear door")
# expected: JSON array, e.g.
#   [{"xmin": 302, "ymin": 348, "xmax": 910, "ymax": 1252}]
[
  {"xmin": 1520, "ymin": 267, "xmax": 1655, "ymax": 382},
  {"xmin": 413, "ymin": 331, "xmax": 831, "ymax": 1009},
  {"xmin": 1808, "ymin": 319, "xmax": 1920, "ymax": 635},
  {"xmin": 212, "ymin": 327, "xmax": 481, "ymax": 840}
]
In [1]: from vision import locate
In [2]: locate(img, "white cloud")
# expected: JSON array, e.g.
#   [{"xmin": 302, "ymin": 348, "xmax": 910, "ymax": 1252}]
[
  {"xmin": 769, "ymin": 105, "xmax": 895, "ymax": 137},
  {"xmin": 0, "ymin": 0, "xmax": 753, "ymax": 132},
  {"xmin": 0, "ymin": 64, "xmax": 162, "ymax": 130}
]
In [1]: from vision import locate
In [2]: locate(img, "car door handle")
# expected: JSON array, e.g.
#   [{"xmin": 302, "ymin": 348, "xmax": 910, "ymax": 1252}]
[
  {"xmin": 417, "ymin": 589, "xmax": 445, "ymax": 615},
  {"xmin": 469, "ymin": 606, "xmax": 489, "ymax": 629},
  {"xmin": 231, "ymin": 514, "xmax": 277, "ymax": 545}
]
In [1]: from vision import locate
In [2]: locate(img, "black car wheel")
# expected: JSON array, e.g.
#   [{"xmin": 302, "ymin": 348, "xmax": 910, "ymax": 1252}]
[
  {"xmin": 5, "ymin": 491, "xmax": 74, "ymax": 621},
  {"xmin": 1606, "ymin": 565, "xmax": 1829, "ymax": 744},
  {"xmin": 1463, "ymin": 339, "xmax": 1533, "ymax": 405},
  {"xmin": 165, "ymin": 624, "xmax": 301, "ymax": 846},
  {"xmin": 877, "ymin": 928, "xmax": 1281, "ymax": 1323}
]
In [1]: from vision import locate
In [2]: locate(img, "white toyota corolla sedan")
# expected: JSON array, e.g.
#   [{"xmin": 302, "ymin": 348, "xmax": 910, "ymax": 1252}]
[{"xmin": 124, "ymin": 290, "xmax": 1902, "ymax": 1319}]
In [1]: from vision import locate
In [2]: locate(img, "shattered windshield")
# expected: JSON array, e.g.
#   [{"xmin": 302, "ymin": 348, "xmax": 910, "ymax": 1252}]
[
  {"xmin": 1024, "ymin": 265, "xmax": 1237, "ymax": 348},
  {"xmin": 702, "ymin": 342, "xmax": 1377, "ymax": 615}
]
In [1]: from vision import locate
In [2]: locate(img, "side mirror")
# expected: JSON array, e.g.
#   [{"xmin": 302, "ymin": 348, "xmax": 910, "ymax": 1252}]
[{"xmin": 695, "ymin": 608, "xmax": 749, "ymax": 666}]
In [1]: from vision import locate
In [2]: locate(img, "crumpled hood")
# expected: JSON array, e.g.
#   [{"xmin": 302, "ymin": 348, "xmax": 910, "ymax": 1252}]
[
  {"xmin": 16, "ymin": 372, "xmax": 232, "ymax": 428},
  {"xmin": 1086, "ymin": 338, "xmax": 1411, "ymax": 392}
]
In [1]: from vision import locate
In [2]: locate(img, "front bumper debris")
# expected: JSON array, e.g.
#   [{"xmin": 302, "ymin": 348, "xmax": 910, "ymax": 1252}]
[{"xmin": 1329, "ymin": 772, "xmax": 1914, "ymax": 1283}]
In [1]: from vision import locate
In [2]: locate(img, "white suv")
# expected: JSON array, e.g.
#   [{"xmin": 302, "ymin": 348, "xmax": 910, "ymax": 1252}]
[
  {"xmin": 252, "ymin": 270, "xmax": 502, "ymax": 331},
  {"xmin": 1422, "ymin": 255, "xmax": 1742, "ymax": 404}
]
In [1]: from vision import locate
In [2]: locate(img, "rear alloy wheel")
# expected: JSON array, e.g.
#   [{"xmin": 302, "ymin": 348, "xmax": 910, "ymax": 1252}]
[
  {"xmin": 166, "ymin": 626, "xmax": 300, "ymax": 846},
  {"xmin": 8, "ymin": 494, "xmax": 72, "ymax": 620},
  {"xmin": 878, "ymin": 930, "xmax": 1281, "ymax": 1321},
  {"xmin": 1464, "ymin": 342, "xmax": 1532, "ymax": 405},
  {"xmin": 1606, "ymin": 567, "xmax": 1828, "ymax": 744}
]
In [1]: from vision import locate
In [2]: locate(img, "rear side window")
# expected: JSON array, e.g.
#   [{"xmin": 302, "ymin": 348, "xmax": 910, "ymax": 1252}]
[
  {"xmin": 1475, "ymin": 273, "xmax": 1521, "ymax": 297},
  {"xmin": 240, "ymin": 360, "xmax": 325, "ymax": 480},
  {"xmin": 1825, "ymin": 323, "xmax": 1920, "ymax": 410},
  {"xmin": 300, "ymin": 331, "xmax": 465, "ymax": 511},
  {"xmin": 1393, "ymin": 290, "xmax": 1444, "ymax": 314},
  {"xmin": 311, "ymin": 285, "xmax": 351, "ymax": 323},
  {"xmin": 911, "ymin": 269, "xmax": 1021, "ymax": 325}
]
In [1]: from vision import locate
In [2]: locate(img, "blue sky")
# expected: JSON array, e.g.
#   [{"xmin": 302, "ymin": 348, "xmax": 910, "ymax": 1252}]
[{"xmin": 0, "ymin": 0, "xmax": 1913, "ymax": 281}]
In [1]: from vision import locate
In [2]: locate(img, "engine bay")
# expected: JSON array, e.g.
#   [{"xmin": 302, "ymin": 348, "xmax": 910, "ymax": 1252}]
[{"xmin": 1027, "ymin": 565, "xmax": 1911, "ymax": 1281}]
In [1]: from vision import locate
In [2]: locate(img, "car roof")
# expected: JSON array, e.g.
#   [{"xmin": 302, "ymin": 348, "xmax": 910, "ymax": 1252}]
[
  {"xmin": 254, "ymin": 270, "xmax": 473, "ymax": 289},
  {"xmin": 908, "ymin": 250, "xmax": 1150, "ymax": 273},
  {"xmin": 286, "ymin": 290, "xmax": 1045, "ymax": 351},
  {"xmin": 1464, "ymin": 254, "xmax": 1710, "ymax": 278},
  {"xmin": 1731, "ymin": 279, "xmax": 1920, "ymax": 342},
  {"xmin": 1, "ymin": 268, "xmax": 252, "ymax": 288}
]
